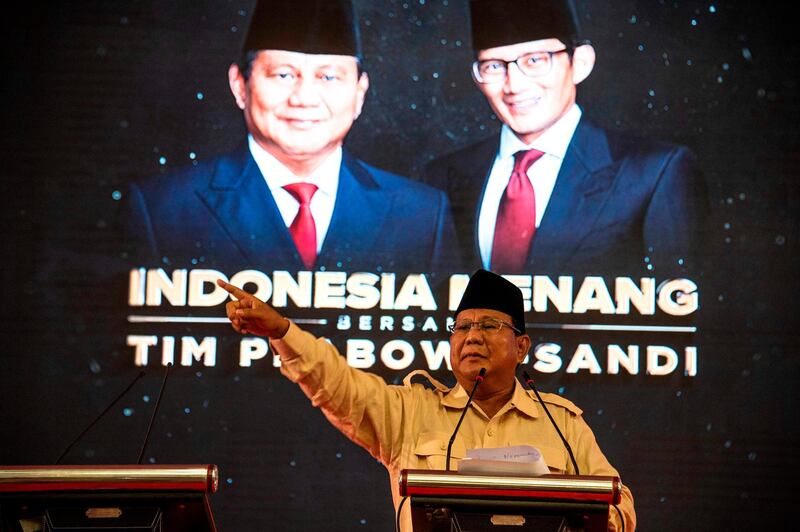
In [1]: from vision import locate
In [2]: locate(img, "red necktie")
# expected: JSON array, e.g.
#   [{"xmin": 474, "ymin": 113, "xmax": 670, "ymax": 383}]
[
  {"xmin": 283, "ymin": 182, "xmax": 319, "ymax": 270},
  {"xmin": 490, "ymin": 149, "xmax": 545, "ymax": 273}
]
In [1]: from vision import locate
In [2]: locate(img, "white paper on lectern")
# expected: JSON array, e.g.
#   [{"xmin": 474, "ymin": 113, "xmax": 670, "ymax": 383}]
[{"xmin": 457, "ymin": 445, "xmax": 550, "ymax": 476}]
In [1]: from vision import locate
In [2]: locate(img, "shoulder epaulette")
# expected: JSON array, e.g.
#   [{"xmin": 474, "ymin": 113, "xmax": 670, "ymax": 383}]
[
  {"xmin": 533, "ymin": 391, "xmax": 583, "ymax": 416},
  {"xmin": 402, "ymin": 369, "xmax": 450, "ymax": 392}
]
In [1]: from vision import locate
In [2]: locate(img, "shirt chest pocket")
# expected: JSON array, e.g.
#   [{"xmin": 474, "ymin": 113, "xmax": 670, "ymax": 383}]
[
  {"xmin": 536, "ymin": 444, "xmax": 569, "ymax": 474},
  {"xmin": 413, "ymin": 431, "xmax": 467, "ymax": 471}
]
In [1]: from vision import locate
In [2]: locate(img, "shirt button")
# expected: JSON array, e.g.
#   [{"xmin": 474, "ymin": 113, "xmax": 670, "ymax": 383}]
[
  {"xmin": 487, "ymin": 428, "xmax": 495, "ymax": 437},
  {"xmin": 440, "ymin": 443, "xmax": 447, "ymax": 450}
]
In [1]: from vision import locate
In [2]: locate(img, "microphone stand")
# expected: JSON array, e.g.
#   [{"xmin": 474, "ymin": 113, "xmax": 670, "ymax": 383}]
[{"xmin": 445, "ymin": 368, "xmax": 486, "ymax": 471}]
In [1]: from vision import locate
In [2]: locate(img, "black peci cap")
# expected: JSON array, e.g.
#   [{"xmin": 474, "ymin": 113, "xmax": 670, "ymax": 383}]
[
  {"xmin": 469, "ymin": 0, "xmax": 580, "ymax": 52},
  {"xmin": 242, "ymin": 0, "xmax": 362, "ymax": 59},
  {"xmin": 454, "ymin": 269, "xmax": 526, "ymax": 334}
]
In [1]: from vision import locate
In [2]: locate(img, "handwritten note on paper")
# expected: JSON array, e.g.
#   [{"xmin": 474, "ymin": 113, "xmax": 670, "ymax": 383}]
[{"xmin": 457, "ymin": 445, "xmax": 550, "ymax": 476}]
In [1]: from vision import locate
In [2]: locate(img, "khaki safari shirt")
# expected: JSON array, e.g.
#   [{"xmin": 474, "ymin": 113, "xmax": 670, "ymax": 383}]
[{"xmin": 273, "ymin": 322, "xmax": 636, "ymax": 531}]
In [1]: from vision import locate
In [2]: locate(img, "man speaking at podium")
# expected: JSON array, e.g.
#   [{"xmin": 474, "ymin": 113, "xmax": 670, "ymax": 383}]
[{"xmin": 218, "ymin": 270, "xmax": 635, "ymax": 531}]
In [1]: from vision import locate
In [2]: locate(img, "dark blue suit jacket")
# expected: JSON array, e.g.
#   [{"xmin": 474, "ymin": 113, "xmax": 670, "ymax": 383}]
[
  {"xmin": 126, "ymin": 147, "xmax": 456, "ymax": 273},
  {"xmin": 425, "ymin": 119, "xmax": 707, "ymax": 275}
]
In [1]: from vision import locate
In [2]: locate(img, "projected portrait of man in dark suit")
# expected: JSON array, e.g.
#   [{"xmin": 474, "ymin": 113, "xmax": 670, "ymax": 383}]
[
  {"xmin": 426, "ymin": 0, "xmax": 706, "ymax": 276},
  {"xmin": 126, "ymin": 0, "xmax": 455, "ymax": 273}
]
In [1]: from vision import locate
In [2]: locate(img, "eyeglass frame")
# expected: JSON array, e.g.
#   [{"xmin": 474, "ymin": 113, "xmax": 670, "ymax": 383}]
[
  {"xmin": 471, "ymin": 48, "xmax": 572, "ymax": 84},
  {"xmin": 447, "ymin": 317, "xmax": 523, "ymax": 336}
]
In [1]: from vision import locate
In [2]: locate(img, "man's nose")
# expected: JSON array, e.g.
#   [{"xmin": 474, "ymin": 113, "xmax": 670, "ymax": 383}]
[
  {"xmin": 464, "ymin": 324, "xmax": 484, "ymax": 343},
  {"xmin": 288, "ymin": 75, "xmax": 321, "ymax": 106},
  {"xmin": 504, "ymin": 61, "xmax": 529, "ymax": 93}
]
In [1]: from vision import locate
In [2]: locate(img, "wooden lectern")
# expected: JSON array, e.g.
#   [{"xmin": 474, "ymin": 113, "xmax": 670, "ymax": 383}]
[
  {"xmin": 399, "ymin": 469, "xmax": 620, "ymax": 532},
  {"xmin": 0, "ymin": 465, "xmax": 218, "ymax": 531}
]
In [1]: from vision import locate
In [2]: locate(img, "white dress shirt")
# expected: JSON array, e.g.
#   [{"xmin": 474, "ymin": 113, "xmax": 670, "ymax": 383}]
[
  {"xmin": 248, "ymin": 135, "xmax": 340, "ymax": 253},
  {"xmin": 478, "ymin": 104, "xmax": 583, "ymax": 269}
]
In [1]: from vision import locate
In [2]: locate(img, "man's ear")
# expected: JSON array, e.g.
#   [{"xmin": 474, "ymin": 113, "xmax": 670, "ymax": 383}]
[
  {"xmin": 353, "ymin": 71, "xmax": 370, "ymax": 120},
  {"xmin": 228, "ymin": 63, "xmax": 247, "ymax": 110},
  {"xmin": 516, "ymin": 334, "xmax": 532, "ymax": 364},
  {"xmin": 571, "ymin": 44, "xmax": 596, "ymax": 85}
]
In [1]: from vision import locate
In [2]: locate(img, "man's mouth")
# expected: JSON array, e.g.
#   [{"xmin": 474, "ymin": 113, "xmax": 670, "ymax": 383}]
[
  {"xmin": 283, "ymin": 117, "xmax": 324, "ymax": 129},
  {"xmin": 504, "ymin": 97, "xmax": 541, "ymax": 112},
  {"xmin": 461, "ymin": 353, "xmax": 487, "ymax": 362}
]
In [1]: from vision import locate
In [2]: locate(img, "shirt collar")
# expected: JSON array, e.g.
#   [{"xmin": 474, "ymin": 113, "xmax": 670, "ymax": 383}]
[
  {"xmin": 248, "ymin": 134, "xmax": 341, "ymax": 198},
  {"xmin": 498, "ymin": 104, "xmax": 582, "ymax": 161},
  {"xmin": 508, "ymin": 378, "xmax": 540, "ymax": 419},
  {"xmin": 442, "ymin": 383, "xmax": 468, "ymax": 408},
  {"xmin": 442, "ymin": 378, "xmax": 540, "ymax": 419}
]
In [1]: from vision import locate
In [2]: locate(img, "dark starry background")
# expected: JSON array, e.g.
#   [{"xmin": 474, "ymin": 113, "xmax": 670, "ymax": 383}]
[{"xmin": 1, "ymin": 1, "xmax": 798, "ymax": 530}]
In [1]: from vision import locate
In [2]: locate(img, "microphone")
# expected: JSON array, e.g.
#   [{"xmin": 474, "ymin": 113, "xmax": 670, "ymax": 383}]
[
  {"xmin": 137, "ymin": 362, "xmax": 172, "ymax": 464},
  {"xmin": 55, "ymin": 371, "xmax": 146, "ymax": 464},
  {"xmin": 445, "ymin": 368, "xmax": 486, "ymax": 471},
  {"xmin": 521, "ymin": 371, "xmax": 580, "ymax": 475}
]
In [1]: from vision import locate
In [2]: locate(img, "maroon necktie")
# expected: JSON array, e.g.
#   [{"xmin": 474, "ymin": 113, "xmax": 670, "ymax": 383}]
[
  {"xmin": 490, "ymin": 149, "xmax": 545, "ymax": 273},
  {"xmin": 283, "ymin": 182, "xmax": 319, "ymax": 270}
]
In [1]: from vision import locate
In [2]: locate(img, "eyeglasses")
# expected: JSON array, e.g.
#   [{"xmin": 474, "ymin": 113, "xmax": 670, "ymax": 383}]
[
  {"xmin": 472, "ymin": 49, "xmax": 570, "ymax": 84},
  {"xmin": 448, "ymin": 317, "xmax": 521, "ymax": 336}
]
